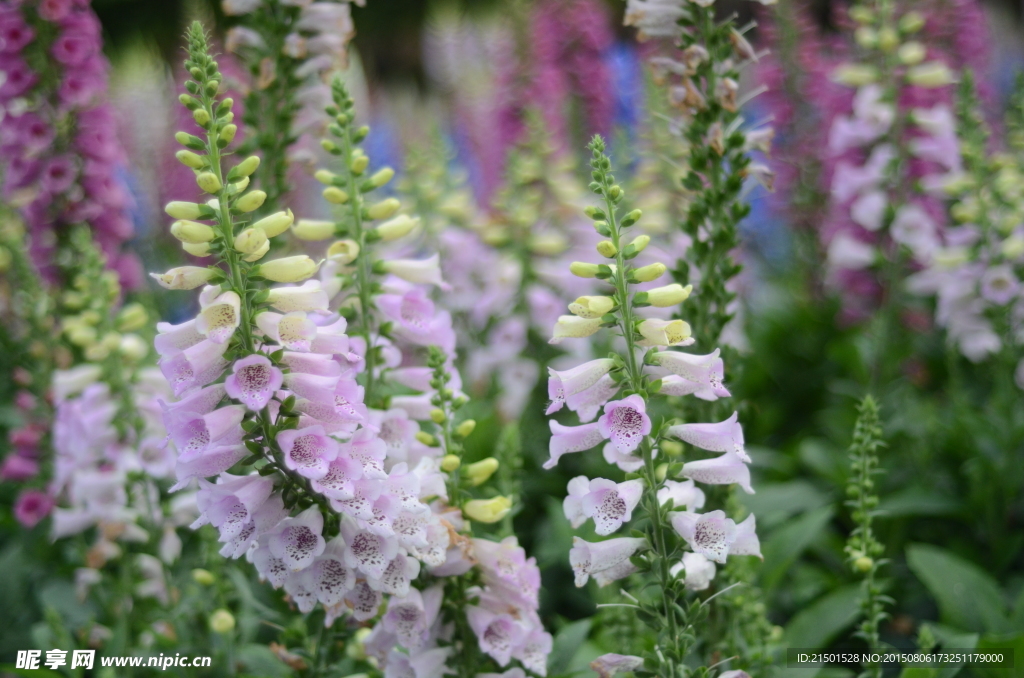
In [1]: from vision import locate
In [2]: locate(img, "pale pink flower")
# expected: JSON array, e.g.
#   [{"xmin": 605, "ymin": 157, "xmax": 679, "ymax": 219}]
[
  {"xmin": 682, "ymin": 449, "xmax": 754, "ymax": 494},
  {"xmin": 568, "ymin": 536, "xmax": 645, "ymax": 587},
  {"xmin": 563, "ymin": 476, "xmax": 643, "ymax": 535},
  {"xmin": 545, "ymin": 421, "xmax": 604, "ymax": 469},
  {"xmin": 598, "ymin": 395, "xmax": 651, "ymax": 455},
  {"xmin": 277, "ymin": 425, "xmax": 339, "ymax": 480},
  {"xmin": 657, "ymin": 479, "xmax": 706, "ymax": 511},
  {"xmin": 224, "ymin": 354, "xmax": 283, "ymax": 411},
  {"xmin": 590, "ymin": 653, "xmax": 645, "ymax": 677},
  {"xmin": 666, "ymin": 411, "xmax": 748, "ymax": 462},
  {"xmin": 267, "ymin": 506, "xmax": 326, "ymax": 571},
  {"xmin": 670, "ymin": 510, "xmax": 736, "ymax": 563},
  {"xmin": 546, "ymin": 358, "xmax": 617, "ymax": 415}
]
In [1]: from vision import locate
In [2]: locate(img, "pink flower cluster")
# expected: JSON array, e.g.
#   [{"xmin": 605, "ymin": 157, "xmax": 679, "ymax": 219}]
[{"xmin": 0, "ymin": 0, "xmax": 140, "ymax": 286}]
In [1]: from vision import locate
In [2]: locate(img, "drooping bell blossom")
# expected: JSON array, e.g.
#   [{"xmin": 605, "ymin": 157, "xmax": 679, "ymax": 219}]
[
  {"xmin": 650, "ymin": 349, "xmax": 730, "ymax": 401},
  {"xmin": 545, "ymin": 420, "xmax": 605, "ymax": 469},
  {"xmin": 657, "ymin": 479, "xmax": 706, "ymax": 511},
  {"xmin": 681, "ymin": 449, "xmax": 754, "ymax": 494},
  {"xmin": 568, "ymin": 536, "xmax": 645, "ymax": 587},
  {"xmin": 602, "ymin": 441, "xmax": 644, "ymax": 473},
  {"xmin": 380, "ymin": 585, "xmax": 444, "ymax": 649},
  {"xmin": 546, "ymin": 358, "xmax": 616, "ymax": 414},
  {"xmin": 224, "ymin": 354, "xmax": 284, "ymax": 410},
  {"xmin": 666, "ymin": 411, "xmax": 748, "ymax": 462},
  {"xmin": 597, "ymin": 395, "xmax": 651, "ymax": 455},
  {"xmin": 590, "ymin": 653, "xmax": 645, "ymax": 678},
  {"xmin": 563, "ymin": 476, "xmax": 643, "ymax": 535},
  {"xmin": 192, "ymin": 473, "xmax": 275, "ymax": 542},
  {"xmin": 670, "ymin": 510, "xmax": 760, "ymax": 564},
  {"xmin": 196, "ymin": 287, "xmax": 243, "ymax": 344},
  {"xmin": 670, "ymin": 551, "xmax": 717, "ymax": 591},
  {"xmin": 266, "ymin": 505, "xmax": 327, "ymax": 571},
  {"xmin": 277, "ymin": 425, "xmax": 340, "ymax": 480},
  {"xmin": 466, "ymin": 605, "xmax": 528, "ymax": 667},
  {"xmin": 376, "ymin": 283, "xmax": 457, "ymax": 353}
]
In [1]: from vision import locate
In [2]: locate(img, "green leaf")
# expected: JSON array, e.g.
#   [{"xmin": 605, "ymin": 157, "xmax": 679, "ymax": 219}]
[
  {"xmin": 906, "ymin": 544, "xmax": 1010, "ymax": 634},
  {"xmin": 548, "ymin": 619, "xmax": 592, "ymax": 675},
  {"xmin": 741, "ymin": 480, "xmax": 831, "ymax": 529},
  {"xmin": 761, "ymin": 506, "xmax": 834, "ymax": 592},
  {"xmin": 784, "ymin": 583, "xmax": 861, "ymax": 649},
  {"xmin": 0, "ymin": 665, "xmax": 66, "ymax": 678},
  {"xmin": 876, "ymin": 487, "xmax": 961, "ymax": 517},
  {"xmin": 975, "ymin": 633, "xmax": 1024, "ymax": 678}
]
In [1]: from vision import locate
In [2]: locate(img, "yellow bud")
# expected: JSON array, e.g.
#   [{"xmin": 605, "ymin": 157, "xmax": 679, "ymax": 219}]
[
  {"xmin": 596, "ymin": 240, "xmax": 618, "ymax": 258},
  {"xmin": 165, "ymin": 201, "xmax": 204, "ymax": 220},
  {"xmin": 429, "ymin": 408, "xmax": 446, "ymax": 424},
  {"xmin": 235, "ymin": 156, "xmax": 261, "ymax": 178},
  {"xmin": 608, "ymin": 185, "xmax": 623, "ymax": 201},
  {"xmin": 252, "ymin": 209, "xmax": 294, "ymax": 238},
  {"xmin": 367, "ymin": 198, "xmax": 401, "ymax": 220},
  {"xmin": 192, "ymin": 568, "xmax": 215, "ymax": 586},
  {"xmin": 243, "ymin": 238, "xmax": 270, "ymax": 262},
  {"xmin": 369, "ymin": 166, "xmax": 395, "ymax": 187},
  {"xmin": 629, "ymin": 235, "xmax": 651, "ymax": 253},
  {"xmin": 661, "ymin": 440, "xmax": 684, "ymax": 457},
  {"xmin": 193, "ymin": 108, "xmax": 211, "ymax": 127},
  {"xmin": 118, "ymin": 334, "xmax": 148, "ymax": 361},
  {"xmin": 220, "ymin": 124, "xmax": 237, "ymax": 143},
  {"xmin": 656, "ymin": 463, "xmax": 668, "ymax": 483},
  {"xmin": 84, "ymin": 343, "xmax": 110, "ymax": 362},
  {"xmin": 327, "ymin": 239, "xmax": 360, "ymax": 264},
  {"xmin": 632, "ymin": 262, "xmax": 667, "ymax": 283},
  {"xmin": 170, "ymin": 220, "xmax": 216, "ymax": 244},
  {"xmin": 899, "ymin": 10, "xmax": 925, "ymax": 33},
  {"xmin": 569, "ymin": 295, "xmax": 615, "ymax": 319},
  {"xmin": 646, "ymin": 283, "xmax": 693, "ymax": 307},
  {"xmin": 464, "ymin": 496, "xmax": 512, "ymax": 523},
  {"xmin": 637, "ymin": 318, "xmax": 692, "ymax": 347},
  {"xmin": 235, "ymin": 190, "xmax": 267, "ymax": 213},
  {"xmin": 350, "ymin": 154, "xmax": 369, "ymax": 175},
  {"xmin": 877, "ymin": 27, "xmax": 899, "ymax": 51},
  {"xmin": 209, "ymin": 609, "xmax": 235, "ymax": 634},
  {"xmin": 1001, "ymin": 235, "xmax": 1024, "ymax": 260},
  {"xmin": 314, "ymin": 169, "xmax": 338, "ymax": 185},
  {"xmin": 196, "ymin": 172, "xmax": 222, "ymax": 194},
  {"xmin": 854, "ymin": 26, "xmax": 878, "ymax": 49},
  {"xmin": 440, "ymin": 454, "xmax": 461, "ymax": 472},
  {"xmin": 849, "ymin": 5, "xmax": 873, "ymax": 23},
  {"xmin": 527, "ymin": 233, "xmax": 569, "ymax": 256},
  {"xmin": 455, "ymin": 419, "xmax": 476, "ymax": 438},
  {"xmin": 259, "ymin": 255, "xmax": 320, "ymax": 283},
  {"xmin": 116, "ymin": 303, "xmax": 148, "ymax": 332},
  {"xmin": 292, "ymin": 219, "xmax": 336, "ymax": 241},
  {"xmin": 897, "ymin": 41, "xmax": 925, "ymax": 65},
  {"xmin": 230, "ymin": 176, "xmax": 250, "ymax": 193},
  {"xmin": 176, "ymin": 150, "xmax": 205, "ymax": 169},
  {"xmin": 182, "ymin": 241, "xmax": 212, "ymax": 257},
  {"xmin": 569, "ymin": 261, "xmax": 601, "ymax": 278},
  {"xmin": 464, "ymin": 457, "xmax": 499, "ymax": 486},
  {"xmin": 853, "ymin": 556, "xmax": 874, "ymax": 573},
  {"xmin": 68, "ymin": 324, "xmax": 97, "ymax": 347},
  {"xmin": 235, "ymin": 227, "xmax": 268, "ymax": 255},
  {"xmin": 376, "ymin": 215, "xmax": 419, "ymax": 241},
  {"xmin": 832, "ymin": 64, "xmax": 878, "ymax": 86},
  {"xmin": 323, "ymin": 186, "xmax": 350, "ymax": 204},
  {"xmin": 415, "ymin": 431, "xmax": 438, "ymax": 446},
  {"xmin": 906, "ymin": 62, "xmax": 956, "ymax": 88}
]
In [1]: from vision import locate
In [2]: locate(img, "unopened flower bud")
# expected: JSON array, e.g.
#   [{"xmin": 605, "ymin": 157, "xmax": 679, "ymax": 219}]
[
  {"xmin": 621, "ymin": 209, "xmax": 642, "ymax": 227},
  {"xmin": 415, "ymin": 431, "xmax": 438, "ymax": 447},
  {"xmin": 170, "ymin": 220, "xmax": 216, "ymax": 244},
  {"xmin": 234, "ymin": 156, "xmax": 261, "ymax": 178},
  {"xmin": 349, "ymin": 153, "xmax": 369, "ymax": 175},
  {"xmin": 569, "ymin": 261, "xmax": 601, "ymax": 278},
  {"xmin": 646, "ymin": 283, "xmax": 693, "ymax": 307},
  {"xmin": 527, "ymin": 233, "xmax": 569, "ymax": 255},
  {"xmin": 119, "ymin": 333, "xmax": 148, "ymax": 361},
  {"xmin": 638, "ymin": 318, "xmax": 692, "ymax": 347},
  {"xmin": 243, "ymin": 238, "xmax": 270, "ymax": 262},
  {"xmin": 895, "ymin": 41, "xmax": 924, "ymax": 65},
  {"xmin": 629, "ymin": 235, "xmax": 650, "ymax": 254},
  {"xmin": 596, "ymin": 240, "xmax": 618, "ymax": 258},
  {"xmin": 193, "ymin": 108, "xmax": 211, "ymax": 127},
  {"xmin": 906, "ymin": 62, "xmax": 956, "ymax": 87},
  {"xmin": 440, "ymin": 454, "xmax": 461, "ymax": 472},
  {"xmin": 661, "ymin": 440, "xmax": 684, "ymax": 457},
  {"xmin": 235, "ymin": 227, "xmax": 268, "ymax": 255},
  {"xmin": 323, "ymin": 187, "xmax": 349, "ymax": 204},
  {"xmin": 368, "ymin": 166, "xmax": 395, "ymax": 188},
  {"xmin": 608, "ymin": 185, "xmax": 623, "ymax": 201},
  {"xmin": 429, "ymin": 408, "xmax": 446, "ymax": 424},
  {"xmin": 877, "ymin": 27, "xmax": 899, "ymax": 51},
  {"xmin": 327, "ymin": 239, "xmax": 360, "ymax": 264},
  {"xmin": 455, "ymin": 419, "xmax": 476, "ymax": 438},
  {"xmin": 209, "ymin": 609, "xmax": 235, "ymax": 634},
  {"xmin": 899, "ymin": 10, "xmax": 925, "ymax": 33},
  {"xmin": 832, "ymin": 64, "xmax": 878, "ymax": 86},
  {"xmin": 183, "ymin": 241, "xmax": 212, "ymax": 257},
  {"xmin": 219, "ymin": 124, "xmax": 237, "ymax": 143},
  {"xmin": 314, "ymin": 169, "xmax": 338, "ymax": 185},
  {"xmin": 569, "ymin": 295, "xmax": 615, "ymax": 319},
  {"xmin": 377, "ymin": 214, "xmax": 418, "ymax": 241},
  {"xmin": 235, "ymin": 190, "xmax": 267, "ymax": 213},
  {"xmin": 551, "ymin": 315, "xmax": 602, "ymax": 343},
  {"xmin": 259, "ymin": 255, "xmax": 320, "ymax": 283},
  {"xmin": 292, "ymin": 219, "xmax": 335, "ymax": 241},
  {"xmin": 165, "ymin": 201, "xmax": 205, "ymax": 220},
  {"xmin": 116, "ymin": 303, "xmax": 148, "ymax": 332},
  {"xmin": 632, "ymin": 262, "xmax": 667, "ymax": 283},
  {"xmin": 464, "ymin": 496, "xmax": 512, "ymax": 523},
  {"xmin": 464, "ymin": 458, "xmax": 499, "ymax": 486},
  {"xmin": 150, "ymin": 266, "xmax": 217, "ymax": 290},
  {"xmin": 192, "ymin": 568, "xmax": 215, "ymax": 586},
  {"xmin": 252, "ymin": 209, "xmax": 294, "ymax": 238},
  {"xmin": 854, "ymin": 26, "xmax": 877, "ymax": 49},
  {"xmin": 176, "ymin": 150, "xmax": 205, "ymax": 169},
  {"xmin": 196, "ymin": 172, "xmax": 222, "ymax": 194},
  {"xmin": 367, "ymin": 198, "xmax": 401, "ymax": 220},
  {"xmin": 656, "ymin": 463, "xmax": 668, "ymax": 482},
  {"xmin": 853, "ymin": 556, "xmax": 874, "ymax": 573}
]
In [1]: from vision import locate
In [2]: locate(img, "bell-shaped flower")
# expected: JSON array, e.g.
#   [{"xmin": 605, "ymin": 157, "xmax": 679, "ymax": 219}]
[
  {"xmin": 192, "ymin": 473, "xmax": 274, "ymax": 542},
  {"xmin": 384, "ymin": 648, "xmax": 452, "ymax": 678},
  {"xmin": 266, "ymin": 506, "xmax": 326, "ymax": 571},
  {"xmin": 266, "ymin": 280, "xmax": 330, "ymax": 312},
  {"xmin": 150, "ymin": 266, "xmax": 217, "ymax": 290},
  {"xmin": 380, "ymin": 254, "xmax": 449, "ymax": 289},
  {"xmin": 219, "ymin": 493, "xmax": 287, "ymax": 559},
  {"xmin": 382, "ymin": 585, "xmax": 444, "ymax": 649},
  {"xmin": 569, "ymin": 536, "xmax": 646, "ymax": 587},
  {"xmin": 598, "ymin": 395, "xmax": 651, "ymax": 455},
  {"xmin": 670, "ymin": 551, "xmax": 717, "ymax": 591},
  {"xmin": 658, "ymin": 479, "xmax": 706, "ymax": 511},
  {"xmin": 666, "ymin": 411, "xmax": 748, "ymax": 462},
  {"xmin": 565, "ymin": 375, "xmax": 620, "ymax": 423},
  {"xmin": 172, "ymin": 443, "xmax": 248, "ymax": 491},
  {"xmin": 154, "ymin": 319, "xmax": 204, "ymax": 358},
  {"xmin": 563, "ymin": 476, "xmax": 644, "ymax": 536},
  {"xmin": 340, "ymin": 517, "xmax": 399, "ymax": 579},
  {"xmin": 159, "ymin": 337, "xmax": 230, "ymax": 397},
  {"xmin": 467, "ymin": 605, "xmax": 527, "ymax": 667},
  {"xmin": 544, "ymin": 421, "xmax": 604, "ymax": 469},
  {"xmin": 549, "ymin": 315, "xmax": 602, "ymax": 344},
  {"xmin": 671, "ymin": 510, "xmax": 736, "ymax": 563},
  {"xmin": 603, "ymin": 442, "xmax": 644, "ymax": 472},
  {"xmin": 515, "ymin": 629, "xmax": 553, "ymax": 677},
  {"xmin": 590, "ymin": 654, "xmax": 645, "ymax": 677},
  {"xmin": 368, "ymin": 553, "xmax": 421, "ymax": 597},
  {"xmin": 53, "ymin": 364, "xmax": 103, "ymax": 401},
  {"xmin": 256, "ymin": 311, "xmax": 317, "ymax": 351},
  {"xmin": 196, "ymin": 287, "xmax": 242, "ymax": 344},
  {"xmin": 164, "ymin": 404, "xmax": 245, "ymax": 457},
  {"xmin": 283, "ymin": 568, "xmax": 319, "ymax": 613},
  {"xmin": 682, "ymin": 449, "xmax": 754, "ymax": 494},
  {"xmin": 651, "ymin": 349, "xmax": 730, "ymax": 401},
  {"xmin": 636, "ymin": 318, "xmax": 694, "ymax": 347},
  {"xmin": 310, "ymin": 453, "xmax": 363, "ymax": 500},
  {"xmin": 309, "ymin": 537, "xmax": 355, "ymax": 606},
  {"xmin": 277, "ymin": 425, "xmax": 339, "ymax": 480},
  {"xmin": 224, "ymin": 354, "xmax": 283, "ymax": 411},
  {"xmin": 377, "ymin": 286, "xmax": 456, "ymax": 352},
  {"xmin": 546, "ymin": 359, "xmax": 616, "ymax": 415},
  {"xmin": 344, "ymin": 579, "xmax": 383, "ymax": 621},
  {"xmin": 731, "ymin": 514, "xmax": 761, "ymax": 558}
]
